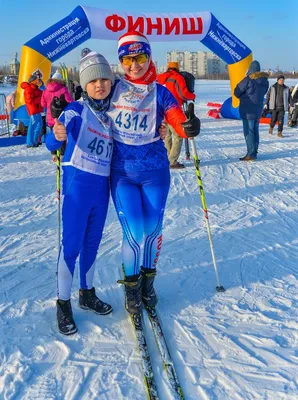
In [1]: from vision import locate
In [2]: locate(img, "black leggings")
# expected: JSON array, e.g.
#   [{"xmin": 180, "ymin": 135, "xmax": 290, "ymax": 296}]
[{"xmin": 270, "ymin": 109, "xmax": 285, "ymax": 132}]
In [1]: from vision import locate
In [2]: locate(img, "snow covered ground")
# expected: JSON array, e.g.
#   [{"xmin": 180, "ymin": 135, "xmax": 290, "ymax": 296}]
[{"xmin": 1, "ymin": 80, "xmax": 298, "ymax": 399}]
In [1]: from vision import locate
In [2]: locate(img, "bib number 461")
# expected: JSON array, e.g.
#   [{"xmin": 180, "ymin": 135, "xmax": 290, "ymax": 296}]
[{"xmin": 87, "ymin": 138, "xmax": 112, "ymax": 158}]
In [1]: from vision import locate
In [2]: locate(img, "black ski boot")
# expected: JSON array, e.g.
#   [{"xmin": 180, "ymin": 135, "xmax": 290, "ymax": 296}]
[
  {"xmin": 57, "ymin": 299, "xmax": 77, "ymax": 336},
  {"xmin": 141, "ymin": 267, "xmax": 158, "ymax": 308},
  {"xmin": 79, "ymin": 287, "xmax": 112, "ymax": 315},
  {"xmin": 118, "ymin": 274, "xmax": 143, "ymax": 314}
]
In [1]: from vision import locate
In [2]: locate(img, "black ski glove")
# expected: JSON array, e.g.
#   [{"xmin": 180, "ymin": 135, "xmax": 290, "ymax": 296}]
[
  {"xmin": 181, "ymin": 103, "xmax": 201, "ymax": 138},
  {"xmin": 50, "ymin": 94, "xmax": 68, "ymax": 119}
]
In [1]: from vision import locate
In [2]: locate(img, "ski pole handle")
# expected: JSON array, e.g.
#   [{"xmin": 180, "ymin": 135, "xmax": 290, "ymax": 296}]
[
  {"xmin": 182, "ymin": 103, "xmax": 201, "ymax": 138},
  {"xmin": 188, "ymin": 102, "xmax": 195, "ymax": 119}
]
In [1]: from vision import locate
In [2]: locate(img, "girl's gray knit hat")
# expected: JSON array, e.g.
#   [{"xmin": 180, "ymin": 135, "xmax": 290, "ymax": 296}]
[{"xmin": 79, "ymin": 51, "xmax": 115, "ymax": 90}]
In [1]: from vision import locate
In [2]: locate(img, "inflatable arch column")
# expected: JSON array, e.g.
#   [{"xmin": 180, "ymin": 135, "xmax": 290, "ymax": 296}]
[{"xmin": 15, "ymin": 6, "xmax": 252, "ymax": 123}]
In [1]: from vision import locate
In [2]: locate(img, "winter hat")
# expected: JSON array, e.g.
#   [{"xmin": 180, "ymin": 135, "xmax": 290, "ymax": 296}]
[
  {"xmin": 277, "ymin": 74, "xmax": 285, "ymax": 80},
  {"xmin": 247, "ymin": 60, "xmax": 260, "ymax": 75},
  {"xmin": 52, "ymin": 71, "xmax": 62, "ymax": 80},
  {"xmin": 79, "ymin": 51, "xmax": 115, "ymax": 90},
  {"xmin": 28, "ymin": 74, "xmax": 38, "ymax": 83},
  {"xmin": 118, "ymin": 31, "xmax": 151, "ymax": 59},
  {"xmin": 168, "ymin": 61, "xmax": 179, "ymax": 70}
]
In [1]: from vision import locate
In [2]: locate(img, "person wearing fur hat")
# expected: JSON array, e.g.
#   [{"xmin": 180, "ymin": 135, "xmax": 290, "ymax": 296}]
[
  {"xmin": 265, "ymin": 75, "xmax": 290, "ymax": 137},
  {"xmin": 41, "ymin": 71, "xmax": 73, "ymax": 160},
  {"xmin": 46, "ymin": 52, "xmax": 115, "ymax": 335},
  {"xmin": 108, "ymin": 31, "xmax": 200, "ymax": 315},
  {"xmin": 234, "ymin": 60, "xmax": 269, "ymax": 161},
  {"xmin": 21, "ymin": 74, "xmax": 44, "ymax": 147},
  {"xmin": 157, "ymin": 61, "xmax": 196, "ymax": 168}
]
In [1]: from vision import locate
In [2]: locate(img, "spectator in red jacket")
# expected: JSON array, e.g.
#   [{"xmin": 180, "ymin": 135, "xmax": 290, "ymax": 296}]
[
  {"xmin": 157, "ymin": 62, "xmax": 196, "ymax": 168},
  {"xmin": 21, "ymin": 75, "xmax": 43, "ymax": 147}
]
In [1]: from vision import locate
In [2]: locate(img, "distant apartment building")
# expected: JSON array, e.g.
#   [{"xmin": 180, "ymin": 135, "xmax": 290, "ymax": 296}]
[
  {"xmin": 166, "ymin": 50, "xmax": 227, "ymax": 77},
  {"xmin": 67, "ymin": 66, "xmax": 75, "ymax": 75}
]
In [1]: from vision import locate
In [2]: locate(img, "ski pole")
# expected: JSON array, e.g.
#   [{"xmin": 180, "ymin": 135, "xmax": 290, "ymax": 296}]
[
  {"xmin": 56, "ymin": 149, "xmax": 61, "ymax": 249},
  {"xmin": 184, "ymin": 138, "xmax": 190, "ymax": 161},
  {"xmin": 187, "ymin": 103, "xmax": 225, "ymax": 292},
  {"xmin": 182, "ymin": 102, "xmax": 190, "ymax": 160}
]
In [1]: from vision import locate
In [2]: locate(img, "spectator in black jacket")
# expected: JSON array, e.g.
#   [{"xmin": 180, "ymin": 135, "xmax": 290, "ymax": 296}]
[
  {"xmin": 74, "ymin": 84, "xmax": 83, "ymax": 100},
  {"xmin": 288, "ymin": 83, "xmax": 298, "ymax": 127},
  {"xmin": 265, "ymin": 75, "xmax": 290, "ymax": 137},
  {"xmin": 234, "ymin": 60, "xmax": 269, "ymax": 161}
]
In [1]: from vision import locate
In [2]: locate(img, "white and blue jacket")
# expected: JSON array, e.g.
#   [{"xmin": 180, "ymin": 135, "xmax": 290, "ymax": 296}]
[{"xmin": 46, "ymin": 99, "xmax": 113, "ymax": 189}]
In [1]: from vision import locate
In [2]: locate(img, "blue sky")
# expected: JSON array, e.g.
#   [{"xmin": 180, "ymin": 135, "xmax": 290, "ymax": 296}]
[{"xmin": 0, "ymin": 0, "xmax": 297, "ymax": 71}]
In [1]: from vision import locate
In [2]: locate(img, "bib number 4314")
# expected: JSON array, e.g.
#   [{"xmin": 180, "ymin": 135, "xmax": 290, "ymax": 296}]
[{"xmin": 115, "ymin": 111, "xmax": 148, "ymax": 132}]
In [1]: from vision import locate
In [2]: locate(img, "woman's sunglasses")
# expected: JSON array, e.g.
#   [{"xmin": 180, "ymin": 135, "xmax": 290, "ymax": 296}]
[{"xmin": 120, "ymin": 54, "xmax": 148, "ymax": 66}]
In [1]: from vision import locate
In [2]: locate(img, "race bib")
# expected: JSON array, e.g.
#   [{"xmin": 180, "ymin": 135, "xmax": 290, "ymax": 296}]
[
  {"xmin": 108, "ymin": 80, "xmax": 158, "ymax": 145},
  {"xmin": 65, "ymin": 104, "xmax": 113, "ymax": 176}
]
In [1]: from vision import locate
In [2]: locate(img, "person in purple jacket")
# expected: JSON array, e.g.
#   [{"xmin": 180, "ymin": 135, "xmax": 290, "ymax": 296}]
[
  {"xmin": 234, "ymin": 60, "xmax": 269, "ymax": 161},
  {"xmin": 41, "ymin": 71, "xmax": 73, "ymax": 160},
  {"xmin": 41, "ymin": 71, "xmax": 73, "ymax": 128}
]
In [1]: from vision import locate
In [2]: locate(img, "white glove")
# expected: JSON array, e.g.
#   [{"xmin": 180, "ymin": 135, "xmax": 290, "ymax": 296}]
[{"xmin": 263, "ymin": 104, "xmax": 268, "ymax": 110}]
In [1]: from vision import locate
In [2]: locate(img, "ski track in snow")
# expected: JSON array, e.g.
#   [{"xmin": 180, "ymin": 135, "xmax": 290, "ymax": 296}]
[{"xmin": 1, "ymin": 81, "xmax": 298, "ymax": 399}]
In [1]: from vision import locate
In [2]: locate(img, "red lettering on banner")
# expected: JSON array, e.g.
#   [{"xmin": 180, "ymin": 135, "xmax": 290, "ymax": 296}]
[
  {"xmin": 197, "ymin": 17, "xmax": 203, "ymax": 34},
  {"xmin": 146, "ymin": 17, "xmax": 163, "ymax": 35},
  {"xmin": 182, "ymin": 17, "xmax": 203, "ymax": 35},
  {"xmin": 164, "ymin": 18, "xmax": 180, "ymax": 35},
  {"xmin": 105, "ymin": 14, "xmax": 126, "ymax": 32},
  {"xmin": 105, "ymin": 14, "xmax": 203, "ymax": 36},
  {"xmin": 127, "ymin": 16, "xmax": 145, "ymax": 33}
]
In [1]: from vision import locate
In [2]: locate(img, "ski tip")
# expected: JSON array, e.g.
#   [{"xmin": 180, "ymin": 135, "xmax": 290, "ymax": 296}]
[{"xmin": 216, "ymin": 286, "xmax": 225, "ymax": 293}]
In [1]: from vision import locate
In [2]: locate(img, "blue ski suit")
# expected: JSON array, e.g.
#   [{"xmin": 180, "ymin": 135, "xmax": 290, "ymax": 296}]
[
  {"xmin": 46, "ymin": 99, "xmax": 113, "ymax": 300},
  {"xmin": 108, "ymin": 78, "xmax": 187, "ymax": 277}
]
